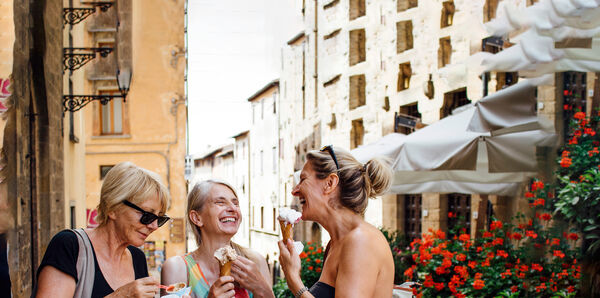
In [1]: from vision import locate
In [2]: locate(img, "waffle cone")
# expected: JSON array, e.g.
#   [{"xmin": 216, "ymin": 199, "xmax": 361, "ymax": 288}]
[
  {"xmin": 280, "ymin": 221, "xmax": 293, "ymax": 241},
  {"xmin": 220, "ymin": 261, "xmax": 232, "ymax": 276}
]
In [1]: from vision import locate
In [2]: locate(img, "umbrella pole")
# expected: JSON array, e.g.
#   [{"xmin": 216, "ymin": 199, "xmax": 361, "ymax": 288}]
[{"xmin": 474, "ymin": 195, "xmax": 489, "ymax": 238}]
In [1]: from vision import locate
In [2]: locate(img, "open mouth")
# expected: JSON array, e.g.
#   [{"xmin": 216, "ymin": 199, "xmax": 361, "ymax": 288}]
[
  {"xmin": 220, "ymin": 217, "xmax": 237, "ymax": 223},
  {"xmin": 299, "ymin": 198, "xmax": 306, "ymax": 205}
]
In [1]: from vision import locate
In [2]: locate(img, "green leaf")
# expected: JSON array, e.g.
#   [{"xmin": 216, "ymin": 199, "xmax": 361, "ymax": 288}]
[{"xmin": 584, "ymin": 225, "xmax": 599, "ymax": 232}]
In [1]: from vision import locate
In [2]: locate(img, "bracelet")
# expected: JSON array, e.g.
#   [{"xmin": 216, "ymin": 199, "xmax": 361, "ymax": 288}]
[{"xmin": 294, "ymin": 286, "xmax": 309, "ymax": 298}]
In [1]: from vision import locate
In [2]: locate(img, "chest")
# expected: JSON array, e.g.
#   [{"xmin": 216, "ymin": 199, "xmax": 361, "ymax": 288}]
[{"xmin": 95, "ymin": 252, "xmax": 136, "ymax": 290}]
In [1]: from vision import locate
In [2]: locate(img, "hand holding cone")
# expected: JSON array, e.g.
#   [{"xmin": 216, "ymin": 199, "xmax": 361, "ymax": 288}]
[{"xmin": 214, "ymin": 246, "xmax": 238, "ymax": 277}]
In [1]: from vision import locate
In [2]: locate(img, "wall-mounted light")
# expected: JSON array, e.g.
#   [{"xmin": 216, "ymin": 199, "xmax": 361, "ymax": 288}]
[{"xmin": 62, "ymin": 68, "xmax": 132, "ymax": 113}]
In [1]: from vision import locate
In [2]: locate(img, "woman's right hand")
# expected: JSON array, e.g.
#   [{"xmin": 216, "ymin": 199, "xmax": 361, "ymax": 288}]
[
  {"xmin": 277, "ymin": 240, "xmax": 303, "ymax": 292},
  {"xmin": 208, "ymin": 276, "xmax": 235, "ymax": 298},
  {"xmin": 108, "ymin": 276, "xmax": 159, "ymax": 297}
]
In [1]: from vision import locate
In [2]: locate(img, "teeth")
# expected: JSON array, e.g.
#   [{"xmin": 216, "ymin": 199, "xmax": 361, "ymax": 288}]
[{"xmin": 221, "ymin": 218, "xmax": 235, "ymax": 223}]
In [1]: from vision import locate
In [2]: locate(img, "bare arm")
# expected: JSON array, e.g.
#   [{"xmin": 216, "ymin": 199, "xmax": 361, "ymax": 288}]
[
  {"xmin": 160, "ymin": 256, "xmax": 188, "ymax": 296},
  {"xmin": 35, "ymin": 266, "xmax": 76, "ymax": 298},
  {"xmin": 334, "ymin": 234, "xmax": 380, "ymax": 298}
]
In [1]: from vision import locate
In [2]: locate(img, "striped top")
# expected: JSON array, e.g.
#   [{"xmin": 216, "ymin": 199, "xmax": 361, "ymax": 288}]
[{"xmin": 182, "ymin": 253, "xmax": 253, "ymax": 298}]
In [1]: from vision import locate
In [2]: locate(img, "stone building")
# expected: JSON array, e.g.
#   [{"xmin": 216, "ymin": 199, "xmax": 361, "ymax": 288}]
[
  {"xmin": 74, "ymin": 0, "xmax": 188, "ymax": 277},
  {"xmin": 1, "ymin": 0, "xmax": 64, "ymax": 295},
  {"xmin": 276, "ymin": 0, "xmax": 599, "ymax": 246},
  {"xmin": 247, "ymin": 80, "xmax": 282, "ymax": 266}
]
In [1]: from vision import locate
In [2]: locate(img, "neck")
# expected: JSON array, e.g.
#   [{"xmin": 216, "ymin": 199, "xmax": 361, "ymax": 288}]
[
  {"xmin": 88, "ymin": 224, "xmax": 130, "ymax": 260},
  {"xmin": 319, "ymin": 207, "xmax": 362, "ymax": 242},
  {"xmin": 194, "ymin": 232, "xmax": 233, "ymax": 262}
]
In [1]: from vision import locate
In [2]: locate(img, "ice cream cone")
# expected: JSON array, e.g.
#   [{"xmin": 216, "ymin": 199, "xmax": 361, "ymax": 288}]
[
  {"xmin": 280, "ymin": 220, "xmax": 293, "ymax": 241},
  {"xmin": 220, "ymin": 260, "xmax": 233, "ymax": 276}
]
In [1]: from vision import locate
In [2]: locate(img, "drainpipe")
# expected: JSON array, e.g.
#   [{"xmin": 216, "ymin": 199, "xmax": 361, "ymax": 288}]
[{"xmin": 314, "ymin": 0, "xmax": 318, "ymax": 109}]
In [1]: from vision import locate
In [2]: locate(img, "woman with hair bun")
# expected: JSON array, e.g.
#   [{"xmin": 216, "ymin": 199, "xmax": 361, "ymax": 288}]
[{"xmin": 278, "ymin": 146, "xmax": 395, "ymax": 298}]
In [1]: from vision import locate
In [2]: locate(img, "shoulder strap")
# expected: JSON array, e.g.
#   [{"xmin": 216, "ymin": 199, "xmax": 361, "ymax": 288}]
[{"xmin": 71, "ymin": 228, "xmax": 95, "ymax": 298}]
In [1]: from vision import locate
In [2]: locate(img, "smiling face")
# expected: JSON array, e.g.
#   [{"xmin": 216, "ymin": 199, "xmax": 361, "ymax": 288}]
[
  {"xmin": 291, "ymin": 161, "xmax": 331, "ymax": 221},
  {"xmin": 113, "ymin": 194, "xmax": 163, "ymax": 247},
  {"xmin": 195, "ymin": 184, "xmax": 242, "ymax": 236}
]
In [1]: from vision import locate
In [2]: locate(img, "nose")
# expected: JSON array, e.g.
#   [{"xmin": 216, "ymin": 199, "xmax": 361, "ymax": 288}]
[
  {"xmin": 291, "ymin": 183, "xmax": 300, "ymax": 197},
  {"xmin": 147, "ymin": 219, "xmax": 159, "ymax": 231}
]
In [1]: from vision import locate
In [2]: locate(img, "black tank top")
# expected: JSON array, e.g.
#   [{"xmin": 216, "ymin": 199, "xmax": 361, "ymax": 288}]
[{"xmin": 309, "ymin": 281, "xmax": 335, "ymax": 298}]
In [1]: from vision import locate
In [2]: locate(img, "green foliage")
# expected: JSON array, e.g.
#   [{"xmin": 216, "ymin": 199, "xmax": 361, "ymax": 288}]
[
  {"xmin": 272, "ymin": 242, "xmax": 325, "ymax": 298},
  {"xmin": 553, "ymin": 111, "xmax": 600, "ymax": 255},
  {"xmin": 380, "ymin": 228, "xmax": 412, "ymax": 284},
  {"xmin": 405, "ymin": 210, "xmax": 580, "ymax": 297}
]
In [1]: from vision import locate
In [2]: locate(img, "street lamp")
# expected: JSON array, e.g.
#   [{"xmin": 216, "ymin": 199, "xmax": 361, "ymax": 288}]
[{"xmin": 62, "ymin": 68, "xmax": 132, "ymax": 113}]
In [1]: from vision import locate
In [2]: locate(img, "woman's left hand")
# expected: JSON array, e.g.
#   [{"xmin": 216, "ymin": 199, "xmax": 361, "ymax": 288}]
[{"xmin": 230, "ymin": 256, "xmax": 272, "ymax": 297}]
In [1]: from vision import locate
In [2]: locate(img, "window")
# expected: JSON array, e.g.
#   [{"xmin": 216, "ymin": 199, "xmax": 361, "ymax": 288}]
[
  {"xmin": 273, "ymin": 93, "xmax": 277, "ymax": 114},
  {"xmin": 396, "ymin": 20, "xmax": 413, "ymax": 53},
  {"xmin": 401, "ymin": 194, "xmax": 422, "ymax": 241},
  {"xmin": 398, "ymin": 0, "xmax": 418, "ymax": 12},
  {"xmin": 273, "ymin": 208, "xmax": 277, "ymax": 231},
  {"xmin": 563, "ymin": 72, "xmax": 587, "ymax": 142},
  {"xmin": 438, "ymin": 37, "xmax": 452, "ymax": 68},
  {"xmin": 441, "ymin": 1, "xmax": 455, "ymax": 28},
  {"xmin": 349, "ymin": 0, "xmax": 365, "ymax": 20},
  {"xmin": 496, "ymin": 72, "xmax": 518, "ymax": 90},
  {"xmin": 350, "ymin": 118, "xmax": 364, "ymax": 149},
  {"xmin": 349, "ymin": 74, "xmax": 366, "ymax": 109},
  {"xmin": 441, "ymin": 88, "xmax": 469, "ymax": 118},
  {"xmin": 260, "ymin": 150, "xmax": 264, "ymax": 175},
  {"xmin": 100, "ymin": 165, "xmax": 114, "ymax": 180},
  {"xmin": 446, "ymin": 193, "xmax": 471, "ymax": 237},
  {"xmin": 261, "ymin": 99, "xmax": 264, "ymax": 120},
  {"xmin": 396, "ymin": 102, "xmax": 421, "ymax": 134},
  {"xmin": 483, "ymin": 0, "xmax": 499, "ymax": 23},
  {"xmin": 260, "ymin": 206, "xmax": 264, "ymax": 229},
  {"xmin": 349, "ymin": 29, "xmax": 366, "ymax": 66},
  {"xmin": 70, "ymin": 205, "xmax": 76, "ymax": 229},
  {"xmin": 100, "ymin": 91, "xmax": 124, "ymax": 135},
  {"xmin": 397, "ymin": 62, "xmax": 412, "ymax": 91},
  {"xmin": 272, "ymin": 146, "xmax": 277, "ymax": 173}
]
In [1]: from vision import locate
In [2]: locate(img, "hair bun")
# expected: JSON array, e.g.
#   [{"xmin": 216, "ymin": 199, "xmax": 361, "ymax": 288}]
[{"xmin": 364, "ymin": 158, "xmax": 392, "ymax": 198}]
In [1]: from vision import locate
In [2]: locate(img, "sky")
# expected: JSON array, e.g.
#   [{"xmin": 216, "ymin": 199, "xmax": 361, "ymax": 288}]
[{"xmin": 187, "ymin": 0, "xmax": 302, "ymax": 155}]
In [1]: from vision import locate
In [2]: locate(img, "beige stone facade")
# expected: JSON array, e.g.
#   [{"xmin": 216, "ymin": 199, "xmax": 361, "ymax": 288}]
[
  {"xmin": 275, "ymin": 0, "xmax": 599, "ymax": 244},
  {"xmin": 74, "ymin": 0, "xmax": 188, "ymax": 275}
]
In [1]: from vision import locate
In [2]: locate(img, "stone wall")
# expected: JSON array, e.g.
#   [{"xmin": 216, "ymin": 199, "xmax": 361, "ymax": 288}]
[{"xmin": 3, "ymin": 0, "xmax": 64, "ymax": 295}]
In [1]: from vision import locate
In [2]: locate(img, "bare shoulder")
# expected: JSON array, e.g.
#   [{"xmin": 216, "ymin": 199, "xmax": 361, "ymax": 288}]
[
  {"xmin": 245, "ymin": 248, "xmax": 266, "ymax": 265},
  {"xmin": 343, "ymin": 222, "xmax": 389, "ymax": 251},
  {"xmin": 161, "ymin": 255, "xmax": 187, "ymax": 285}
]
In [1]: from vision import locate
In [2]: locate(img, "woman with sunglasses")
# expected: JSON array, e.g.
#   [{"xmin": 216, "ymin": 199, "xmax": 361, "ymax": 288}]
[
  {"xmin": 278, "ymin": 146, "xmax": 395, "ymax": 298},
  {"xmin": 161, "ymin": 180, "xmax": 274, "ymax": 298},
  {"xmin": 35, "ymin": 162, "xmax": 171, "ymax": 298}
]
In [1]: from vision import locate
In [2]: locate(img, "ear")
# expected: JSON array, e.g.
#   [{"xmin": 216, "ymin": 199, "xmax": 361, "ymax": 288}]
[
  {"xmin": 107, "ymin": 209, "xmax": 118, "ymax": 221},
  {"xmin": 323, "ymin": 173, "xmax": 339, "ymax": 195},
  {"xmin": 189, "ymin": 210, "xmax": 203, "ymax": 228}
]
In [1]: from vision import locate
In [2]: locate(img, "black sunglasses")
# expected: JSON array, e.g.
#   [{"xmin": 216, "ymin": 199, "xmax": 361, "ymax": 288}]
[
  {"xmin": 320, "ymin": 145, "xmax": 340, "ymax": 170},
  {"xmin": 123, "ymin": 200, "xmax": 170, "ymax": 227}
]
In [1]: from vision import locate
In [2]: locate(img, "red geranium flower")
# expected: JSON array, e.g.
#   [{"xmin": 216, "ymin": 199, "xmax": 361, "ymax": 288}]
[
  {"xmin": 540, "ymin": 213, "xmax": 552, "ymax": 221},
  {"xmin": 472, "ymin": 279, "xmax": 484, "ymax": 290},
  {"xmin": 490, "ymin": 221, "xmax": 503, "ymax": 231},
  {"xmin": 574, "ymin": 111, "xmax": 586, "ymax": 120},
  {"xmin": 299, "ymin": 252, "xmax": 308, "ymax": 259},
  {"xmin": 553, "ymin": 250, "xmax": 565, "ymax": 259},
  {"xmin": 568, "ymin": 233, "xmax": 579, "ymax": 241}
]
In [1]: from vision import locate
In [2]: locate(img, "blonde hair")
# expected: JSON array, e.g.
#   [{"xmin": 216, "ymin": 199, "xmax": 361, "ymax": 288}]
[
  {"xmin": 96, "ymin": 162, "xmax": 170, "ymax": 226},
  {"xmin": 306, "ymin": 147, "xmax": 392, "ymax": 214},
  {"xmin": 187, "ymin": 179, "xmax": 249, "ymax": 257}
]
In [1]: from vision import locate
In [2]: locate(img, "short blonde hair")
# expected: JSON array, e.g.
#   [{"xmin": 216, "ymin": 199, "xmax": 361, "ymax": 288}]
[{"xmin": 96, "ymin": 162, "xmax": 170, "ymax": 226}]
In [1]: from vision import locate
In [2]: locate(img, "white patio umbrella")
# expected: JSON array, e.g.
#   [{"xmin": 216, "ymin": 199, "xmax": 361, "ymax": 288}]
[
  {"xmin": 390, "ymin": 81, "xmax": 555, "ymax": 196},
  {"xmin": 478, "ymin": 0, "xmax": 600, "ymax": 76}
]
